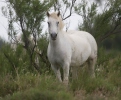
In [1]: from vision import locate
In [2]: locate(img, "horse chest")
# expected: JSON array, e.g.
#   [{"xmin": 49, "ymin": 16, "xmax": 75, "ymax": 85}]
[{"xmin": 48, "ymin": 46, "xmax": 66, "ymax": 66}]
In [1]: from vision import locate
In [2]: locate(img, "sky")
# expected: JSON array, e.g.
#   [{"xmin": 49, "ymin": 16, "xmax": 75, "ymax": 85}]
[
  {"xmin": 0, "ymin": 0, "xmax": 83, "ymax": 41},
  {"xmin": 0, "ymin": 0, "xmax": 104, "ymax": 41}
]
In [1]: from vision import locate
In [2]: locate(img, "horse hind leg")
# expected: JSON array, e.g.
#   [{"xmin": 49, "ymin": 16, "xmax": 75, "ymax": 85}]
[
  {"xmin": 88, "ymin": 57, "xmax": 97, "ymax": 78},
  {"xmin": 71, "ymin": 66, "xmax": 80, "ymax": 80}
]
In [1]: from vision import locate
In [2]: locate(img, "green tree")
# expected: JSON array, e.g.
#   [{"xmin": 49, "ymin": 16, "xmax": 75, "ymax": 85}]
[
  {"xmin": 2, "ymin": 0, "xmax": 53, "ymax": 74},
  {"xmin": 75, "ymin": 0, "xmax": 121, "ymax": 44},
  {"xmin": 1, "ymin": 0, "xmax": 78, "ymax": 75}
]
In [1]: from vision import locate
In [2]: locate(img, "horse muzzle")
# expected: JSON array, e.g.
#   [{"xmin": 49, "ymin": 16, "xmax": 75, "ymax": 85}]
[{"xmin": 50, "ymin": 33, "xmax": 57, "ymax": 40}]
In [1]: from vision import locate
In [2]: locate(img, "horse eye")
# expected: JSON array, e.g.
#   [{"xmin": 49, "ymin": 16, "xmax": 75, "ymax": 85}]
[
  {"xmin": 47, "ymin": 22, "xmax": 50, "ymax": 26},
  {"xmin": 56, "ymin": 22, "xmax": 59, "ymax": 26}
]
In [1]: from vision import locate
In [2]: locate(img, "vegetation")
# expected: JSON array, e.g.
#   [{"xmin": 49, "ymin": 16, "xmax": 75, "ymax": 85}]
[
  {"xmin": 0, "ymin": 0, "xmax": 121, "ymax": 100},
  {"xmin": 0, "ymin": 45, "xmax": 121, "ymax": 100},
  {"xmin": 75, "ymin": 0, "xmax": 121, "ymax": 48}
]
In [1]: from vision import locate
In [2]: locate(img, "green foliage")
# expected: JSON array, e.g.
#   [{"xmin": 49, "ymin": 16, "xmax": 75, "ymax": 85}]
[
  {"xmin": 76, "ymin": 0, "xmax": 121, "ymax": 45},
  {"xmin": 6, "ymin": 0, "xmax": 52, "ymax": 36},
  {"xmin": 1, "ymin": 0, "xmax": 54, "ymax": 73},
  {"xmin": 1, "ymin": 0, "xmax": 121, "ymax": 99},
  {"xmin": 1, "ymin": 41, "xmax": 121, "ymax": 99},
  {"xmin": 0, "ymin": 36, "xmax": 51, "ymax": 75},
  {"xmin": 0, "ymin": 43, "xmax": 33, "ymax": 75},
  {"xmin": 37, "ymin": 34, "xmax": 51, "ymax": 72},
  {"xmin": 75, "ymin": 0, "xmax": 97, "ymax": 34}
]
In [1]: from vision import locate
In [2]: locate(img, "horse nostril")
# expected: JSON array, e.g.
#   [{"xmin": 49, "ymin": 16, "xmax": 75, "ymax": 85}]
[{"xmin": 51, "ymin": 33, "xmax": 57, "ymax": 40}]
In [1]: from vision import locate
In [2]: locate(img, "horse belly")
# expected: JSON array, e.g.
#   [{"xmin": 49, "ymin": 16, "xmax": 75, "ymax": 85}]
[
  {"xmin": 70, "ymin": 39, "xmax": 91, "ymax": 67},
  {"xmin": 70, "ymin": 52, "xmax": 89, "ymax": 67}
]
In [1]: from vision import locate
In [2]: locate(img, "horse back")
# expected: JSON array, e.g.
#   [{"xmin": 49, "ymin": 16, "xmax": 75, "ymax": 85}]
[
  {"xmin": 67, "ymin": 30, "xmax": 97, "ymax": 57},
  {"xmin": 66, "ymin": 30, "xmax": 97, "ymax": 66}
]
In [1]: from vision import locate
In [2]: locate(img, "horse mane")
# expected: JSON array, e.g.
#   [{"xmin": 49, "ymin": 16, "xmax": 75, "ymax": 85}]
[{"xmin": 49, "ymin": 12, "xmax": 64, "ymax": 30}]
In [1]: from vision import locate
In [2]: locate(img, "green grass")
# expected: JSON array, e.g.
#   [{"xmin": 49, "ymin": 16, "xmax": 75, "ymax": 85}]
[
  {"xmin": 1, "ymin": 85, "xmax": 73, "ymax": 100},
  {"xmin": 0, "ymin": 48, "xmax": 121, "ymax": 100},
  {"xmin": 0, "ymin": 73, "xmax": 74, "ymax": 100},
  {"xmin": 71, "ymin": 49, "xmax": 121, "ymax": 100}
]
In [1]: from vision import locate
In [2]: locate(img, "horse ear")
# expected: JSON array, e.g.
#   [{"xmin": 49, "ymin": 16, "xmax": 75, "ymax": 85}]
[
  {"xmin": 57, "ymin": 11, "xmax": 60, "ymax": 16},
  {"xmin": 47, "ymin": 11, "xmax": 50, "ymax": 17}
]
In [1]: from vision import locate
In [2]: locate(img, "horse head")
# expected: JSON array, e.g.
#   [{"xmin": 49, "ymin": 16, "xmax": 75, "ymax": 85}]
[{"xmin": 47, "ymin": 11, "xmax": 64, "ymax": 40}]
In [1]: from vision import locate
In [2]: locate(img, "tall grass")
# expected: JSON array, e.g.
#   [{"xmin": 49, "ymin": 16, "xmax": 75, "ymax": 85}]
[
  {"xmin": 71, "ymin": 48, "xmax": 121, "ymax": 100},
  {"xmin": 0, "ymin": 43, "xmax": 121, "ymax": 100},
  {"xmin": 0, "ymin": 73, "xmax": 74, "ymax": 100}
]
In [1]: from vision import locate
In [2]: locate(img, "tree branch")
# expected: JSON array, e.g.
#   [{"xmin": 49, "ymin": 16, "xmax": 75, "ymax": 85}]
[
  {"xmin": 32, "ymin": 62, "xmax": 41, "ymax": 74},
  {"xmin": 61, "ymin": 3, "xmax": 68, "ymax": 18},
  {"xmin": 62, "ymin": 0, "xmax": 76, "ymax": 20},
  {"xmin": 99, "ymin": 30, "xmax": 121, "ymax": 43},
  {"xmin": 98, "ymin": 24, "xmax": 121, "ymax": 43},
  {"xmin": 3, "ymin": 52, "xmax": 16, "ymax": 71},
  {"xmin": 19, "ymin": 16, "xmax": 30, "ymax": 50}
]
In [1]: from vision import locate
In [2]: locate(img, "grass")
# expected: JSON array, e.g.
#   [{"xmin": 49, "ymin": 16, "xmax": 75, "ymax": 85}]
[
  {"xmin": 0, "ymin": 73, "xmax": 74, "ymax": 100},
  {"xmin": 0, "ymin": 48, "xmax": 121, "ymax": 100},
  {"xmin": 1, "ymin": 84, "xmax": 73, "ymax": 100},
  {"xmin": 70, "ymin": 49, "xmax": 121, "ymax": 100}
]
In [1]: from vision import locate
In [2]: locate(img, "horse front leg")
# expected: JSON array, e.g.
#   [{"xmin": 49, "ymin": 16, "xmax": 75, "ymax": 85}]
[
  {"xmin": 51, "ymin": 65, "xmax": 62, "ymax": 82},
  {"xmin": 62, "ymin": 63, "xmax": 70, "ymax": 85}
]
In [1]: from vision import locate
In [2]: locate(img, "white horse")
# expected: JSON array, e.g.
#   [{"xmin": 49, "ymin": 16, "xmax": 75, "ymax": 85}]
[{"xmin": 47, "ymin": 11, "xmax": 97, "ymax": 85}]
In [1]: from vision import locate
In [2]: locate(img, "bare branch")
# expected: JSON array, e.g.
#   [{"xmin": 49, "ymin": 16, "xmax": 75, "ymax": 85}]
[
  {"xmin": 53, "ymin": 2, "xmax": 57, "ymax": 11},
  {"xmin": 62, "ymin": 0, "xmax": 76, "ymax": 20},
  {"xmin": 53, "ymin": 0, "xmax": 60, "ymax": 11},
  {"xmin": 98, "ymin": 24, "xmax": 121, "ymax": 43},
  {"xmin": 61, "ymin": 4, "xmax": 68, "ymax": 18},
  {"xmin": 99, "ymin": 30, "xmax": 121, "ymax": 43}
]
